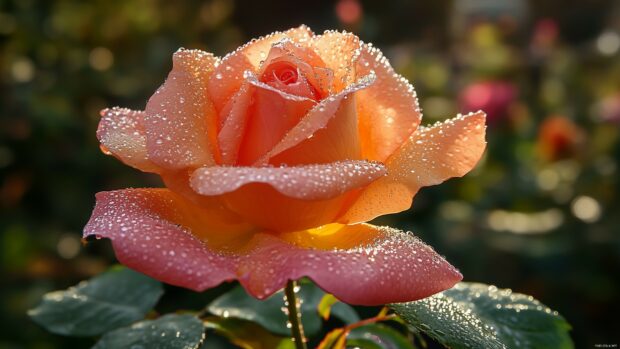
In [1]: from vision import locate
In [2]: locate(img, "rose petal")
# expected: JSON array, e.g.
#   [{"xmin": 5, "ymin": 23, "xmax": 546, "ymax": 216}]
[
  {"xmin": 217, "ymin": 80, "xmax": 255, "ymax": 164},
  {"xmin": 311, "ymin": 30, "xmax": 361, "ymax": 92},
  {"xmin": 355, "ymin": 42, "xmax": 422, "ymax": 161},
  {"xmin": 258, "ymin": 40, "xmax": 326, "ymax": 99},
  {"xmin": 237, "ymin": 73, "xmax": 317, "ymax": 165},
  {"xmin": 216, "ymin": 71, "xmax": 316, "ymax": 165},
  {"xmin": 85, "ymin": 193, "xmax": 461, "ymax": 305},
  {"xmin": 160, "ymin": 170, "xmax": 253, "ymax": 229},
  {"xmin": 256, "ymin": 73, "xmax": 376, "ymax": 165},
  {"xmin": 144, "ymin": 48, "xmax": 219, "ymax": 169},
  {"xmin": 340, "ymin": 111, "xmax": 487, "ymax": 223},
  {"xmin": 189, "ymin": 159, "xmax": 385, "ymax": 232},
  {"xmin": 83, "ymin": 189, "xmax": 253, "ymax": 291},
  {"xmin": 216, "ymin": 184, "xmax": 353, "ymax": 232},
  {"xmin": 268, "ymin": 93, "xmax": 362, "ymax": 165},
  {"xmin": 190, "ymin": 160, "xmax": 386, "ymax": 200},
  {"xmin": 97, "ymin": 107, "xmax": 159, "ymax": 173},
  {"xmin": 242, "ymin": 224, "xmax": 462, "ymax": 305},
  {"xmin": 208, "ymin": 26, "xmax": 314, "ymax": 112}
]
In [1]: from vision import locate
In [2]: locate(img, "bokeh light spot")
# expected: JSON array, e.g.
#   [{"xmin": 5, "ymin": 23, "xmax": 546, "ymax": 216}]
[
  {"xmin": 571, "ymin": 196, "xmax": 602, "ymax": 223},
  {"xmin": 89, "ymin": 47, "xmax": 114, "ymax": 71}
]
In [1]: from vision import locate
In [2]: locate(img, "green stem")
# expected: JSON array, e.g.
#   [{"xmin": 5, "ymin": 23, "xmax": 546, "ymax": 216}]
[{"xmin": 284, "ymin": 280, "xmax": 307, "ymax": 349}]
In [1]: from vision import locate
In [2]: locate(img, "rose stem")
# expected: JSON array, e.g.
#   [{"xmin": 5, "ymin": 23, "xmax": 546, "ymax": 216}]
[{"xmin": 284, "ymin": 280, "xmax": 308, "ymax": 349}]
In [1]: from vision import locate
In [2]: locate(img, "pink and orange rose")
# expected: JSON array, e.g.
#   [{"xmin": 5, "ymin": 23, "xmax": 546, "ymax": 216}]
[{"xmin": 85, "ymin": 26, "xmax": 487, "ymax": 305}]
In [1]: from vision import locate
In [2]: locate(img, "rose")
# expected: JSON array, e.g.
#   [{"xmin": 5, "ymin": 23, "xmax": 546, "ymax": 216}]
[{"xmin": 85, "ymin": 26, "xmax": 487, "ymax": 305}]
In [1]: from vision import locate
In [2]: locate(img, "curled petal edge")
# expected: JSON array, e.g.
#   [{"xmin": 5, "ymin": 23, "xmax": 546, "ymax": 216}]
[
  {"xmin": 190, "ymin": 160, "xmax": 387, "ymax": 201},
  {"xmin": 339, "ymin": 111, "xmax": 487, "ymax": 224}
]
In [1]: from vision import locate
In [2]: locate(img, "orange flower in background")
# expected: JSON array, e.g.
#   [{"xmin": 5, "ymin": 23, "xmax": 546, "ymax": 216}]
[
  {"xmin": 537, "ymin": 115, "xmax": 584, "ymax": 162},
  {"xmin": 85, "ymin": 26, "xmax": 487, "ymax": 305}
]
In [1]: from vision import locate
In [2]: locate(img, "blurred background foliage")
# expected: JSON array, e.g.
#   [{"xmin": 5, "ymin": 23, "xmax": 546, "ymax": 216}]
[{"xmin": 1, "ymin": 0, "xmax": 619, "ymax": 347}]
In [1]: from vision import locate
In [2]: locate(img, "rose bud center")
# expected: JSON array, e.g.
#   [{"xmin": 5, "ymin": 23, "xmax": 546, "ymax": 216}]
[
  {"xmin": 265, "ymin": 61, "xmax": 299, "ymax": 85},
  {"xmin": 260, "ymin": 59, "xmax": 320, "ymax": 101}
]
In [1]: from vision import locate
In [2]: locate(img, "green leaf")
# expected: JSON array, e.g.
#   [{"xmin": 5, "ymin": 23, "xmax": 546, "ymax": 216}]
[
  {"xmin": 318, "ymin": 294, "xmax": 360, "ymax": 325},
  {"xmin": 208, "ymin": 280, "xmax": 359, "ymax": 337},
  {"xmin": 347, "ymin": 324, "xmax": 414, "ymax": 349},
  {"xmin": 390, "ymin": 282, "xmax": 573, "ymax": 349},
  {"xmin": 93, "ymin": 314, "xmax": 204, "ymax": 349},
  {"xmin": 29, "ymin": 266, "xmax": 163, "ymax": 336},
  {"xmin": 318, "ymin": 294, "xmax": 339, "ymax": 320},
  {"xmin": 331, "ymin": 302, "xmax": 361, "ymax": 325},
  {"xmin": 204, "ymin": 317, "xmax": 294, "ymax": 349}
]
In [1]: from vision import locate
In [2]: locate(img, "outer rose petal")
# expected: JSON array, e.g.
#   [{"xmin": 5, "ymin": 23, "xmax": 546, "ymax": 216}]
[
  {"xmin": 84, "ymin": 191, "xmax": 461, "ymax": 305},
  {"xmin": 190, "ymin": 160, "xmax": 386, "ymax": 200},
  {"xmin": 97, "ymin": 107, "xmax": 159, "ymax": 173},
  {"xmin": 84, "ymin": 189, "xmax": 239, "ymax": 291},
  {"xmin": 244, "ymin": 224, "xmax": 462, "ymax": 305},
  {"xmin": 208, "ymin": 26, "xmax": 314, "ymax": 112},
  {"xmin": 144, "ymin": 49, "xmax": 219, "ymax": 169},
  {"xmin": 256, "ymin": 73, "xmax": 375, "ymax": 165},
  {"xmin": 340, "ymin": 111, "xmax": 487, "ymax": 223},
  {"xmin": 355, "ymin": 43, "xmax": 422, "ymax": 161}
]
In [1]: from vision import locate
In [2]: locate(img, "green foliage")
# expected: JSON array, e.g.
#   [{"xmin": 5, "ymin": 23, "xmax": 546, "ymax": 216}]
[
  {"xmin": 347, "ymin": 324, "xmax": 414, "ymax": 349},
  {"xmin": 92, "ymin": 314, "xmax": 204, "ymax": 349},
  {"xmin": 204, "ymin": 317, "xmax": 294, "ymax": 349},
  {"xmin": 28, "ymin": 266, "xmax": 163, "ymax": 336},
  {"xmin": 390, "ymin": 282, "xmax": 573, "ymax": 349},
  {"xmin": 317, "ymin": 294, "xmax": 339, "ymax": 320},
  {"xmin": 27, "ymin": 265, "xmax": 574, "ymax": 349},
  {"xmin": 207, "ymin": 281, "xmax": 359, "ymax": 337}
]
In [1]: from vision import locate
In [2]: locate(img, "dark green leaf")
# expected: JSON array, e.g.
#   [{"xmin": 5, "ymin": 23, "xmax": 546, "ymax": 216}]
[
  {"xmin": 346, "ymin": 323, "xmax": 413, "ymax": 349},
  {"xmin": 318, "ymin": 294, "xmax": 360, "ymax": 324},
  {"xmin": 204, "ymin": 316, "xmax": 294, "ymax": 349},
  {"xmin": 29, "ymin": 266, "xmax": 163, "ymax": 336},
  {"xmin": 93, "ymin": 314, "xmax": 204, "ymax": 349},
  {"xmin": 390, "ymin": 282, "xmax": 573, "ymax": 349},
  {"xmin": 208, "ymin": 280, "xmax": 358, "ymax": 337},
  {"xmin": 331, "ymin": 302, "xmax": 360, "ymax": 325},
  {"xmin": 347, "ymin": 324, "xmax": 414, "ymax": 349}
]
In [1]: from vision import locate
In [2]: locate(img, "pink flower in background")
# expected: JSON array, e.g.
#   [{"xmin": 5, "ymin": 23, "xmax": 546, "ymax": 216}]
[
  {"xmin": 336, "ymin": 0, "xmax": 363, "ymax": 26},
  {"xmin": 597, "ymin": 93, "xmax": 620, "ymax": 124},
  {"xmin": 460, "ymin": 80, "xmax": 516, "ymax": 124}
]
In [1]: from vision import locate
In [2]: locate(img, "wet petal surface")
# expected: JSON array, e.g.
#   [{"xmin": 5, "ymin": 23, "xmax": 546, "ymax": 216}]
[
  {"xmin": 84, "ymin": 191, "xmax": 460, "ymax": 305},
  {"xmin": 256, "ymin": 73, "xmax": 375, "ymax": 165},
  {"xmin": 340, "ymin": 111, "xmax": 487, "ymax": 223},
  {"xmin": 236, "ymin": 72, "xmax": 316, "ymax": 165},
  {"xmin": 190, "ymin": 160, "xmax": 386, "ymax": 200},
  {"xmin": 355, "ymin": 43, "xmax": 422, "ymax": 161},
  {"xmin": 144, "ymin": 49, "xmax": 219, "ymax": 169},
  {"xmin": 97, "ymin": 107, "xmax": 159, "ymax": 173},
  {"xmin": 268, "ymin": 93, "xmax": 362, "ymax": 166},
  {"xmin": 217, "ymin": 80, "xmax": 255, "ymax": 164},
  {"xmin": 244, "ymin": 224, "xmax": 462, "ymax": 305},
  {"xmin": 208, "ymin": 26, "xmax": 314, "ymax": 112},
  {"xmin": 310, "ymin": 31, "xmax": 361, "ymax": 92},
  {"xmin": 83, "ymin": 189, "xmax": 243, "ymax": 291}
]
